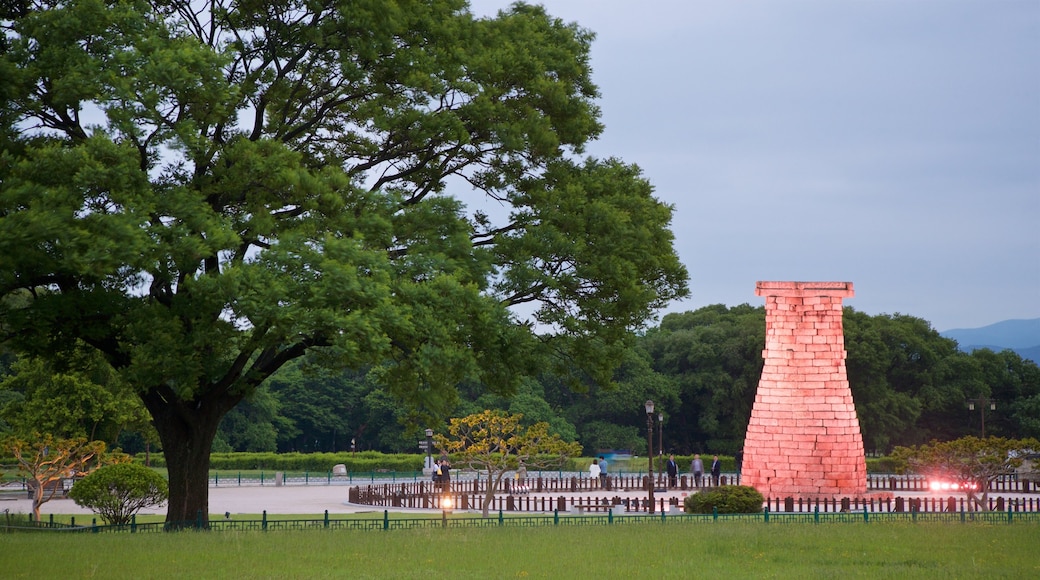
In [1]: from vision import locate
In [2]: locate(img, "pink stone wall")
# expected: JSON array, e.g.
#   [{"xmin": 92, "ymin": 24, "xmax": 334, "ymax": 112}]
[{"xmin": 742, "ymin": 281, "xmax": 867, "ymax": 497}]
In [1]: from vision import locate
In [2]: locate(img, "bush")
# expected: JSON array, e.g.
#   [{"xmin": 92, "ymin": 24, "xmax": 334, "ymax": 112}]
[
  {"xmin": 68, "ymin": 463, "xmax": 168, "ymax": 525},
  {"xmin": 684, "ymin": 485, "xmax": 764, "ymax": 514}
]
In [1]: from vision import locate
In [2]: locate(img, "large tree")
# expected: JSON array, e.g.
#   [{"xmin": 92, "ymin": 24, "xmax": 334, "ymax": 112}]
[{"xmin": 0, "ymin": 1, "xmax": 687, "ymax": 524}]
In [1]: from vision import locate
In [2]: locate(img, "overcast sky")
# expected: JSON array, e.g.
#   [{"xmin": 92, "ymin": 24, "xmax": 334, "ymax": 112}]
[{"xmin": 469, "ymin": 0, "xmax": 1039, "ymax": 332}]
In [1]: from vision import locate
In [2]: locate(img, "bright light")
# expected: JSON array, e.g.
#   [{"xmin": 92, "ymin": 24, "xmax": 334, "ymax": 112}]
[
  {"xmin": 441, "ymin": 497, "xmax": 453, "ymax": 510},
  {"xmin": 929, "ymin": 480, "xmax": 978, "ymax": 492}
]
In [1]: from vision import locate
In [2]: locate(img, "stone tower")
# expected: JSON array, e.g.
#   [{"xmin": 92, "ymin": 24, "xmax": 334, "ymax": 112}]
[{"xmin": 741, "ymin": 281, "xmax": 867, "ymax": 497}]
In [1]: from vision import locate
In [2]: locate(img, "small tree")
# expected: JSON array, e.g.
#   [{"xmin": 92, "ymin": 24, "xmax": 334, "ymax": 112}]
[
  {"xmin": 892, "ymin": 436, "xmax": 1040, "ymax": 511},
  {"xmin": 2, "ymin": 434, "xmax": 108, "ymax": 519},
  {"xmin": 437, "ymin": 410, "xmax": 581, "ymax": 518},
  {"xmin": 69, "ymin": 463, "xmax": 169, "ymax": 525}
]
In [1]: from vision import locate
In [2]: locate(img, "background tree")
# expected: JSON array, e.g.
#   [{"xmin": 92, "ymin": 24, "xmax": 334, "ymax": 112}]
[
  {"xmin": 0, "ymin": 1, "xmax": 687, "ymax": 525},
  {"xmin": 436, "ymin": 410, "xmax": 581, "ymax": 518},
  {"xmin": 68, "ymin": 462, "xmax": 169, "ymax": 526},
  {"xmin": 891, "ymin": 436, "xmax": 1040, "ymax": 511},
  {"xmin": 0, "ymin": 354, "xmax": 149, "ymax": 445},
  {"xmin": 640, "ymin": 304, "xmax": 764, "ymax": 454},
  {"xmin": 2, "ymin": 433, "xmax": 110, "ymax": 519}
]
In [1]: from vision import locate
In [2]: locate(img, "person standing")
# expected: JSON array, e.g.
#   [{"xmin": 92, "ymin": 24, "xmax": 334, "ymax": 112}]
[
  {"xmin": 666, "ymin": 454, "xmax": 678, "ymax": 488},
  {"xmin": 441, "ymin": 457, "xmax": 451, "ymax": 492},
  {"xmin": 711, "ymin": 455, "xmax": 721, "ymax": 487},
  {"xmin": 432, "ymin": 459, "xmax": 443, "ymax": 491},
  {"xmin": 690, "ymin": 454, "xmax": 704, "ymax": 488},
  {"xmin": 589, "ymin": 459, "xmax": 600, "ymax": 488},
  {"xmin": 598, "ymin": 455, "xmax": 609, "ymax": 489}
]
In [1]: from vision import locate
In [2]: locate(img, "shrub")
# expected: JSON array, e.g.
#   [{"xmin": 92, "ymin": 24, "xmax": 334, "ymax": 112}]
[
  {"xmin": 684, "ymin": 485, "xmax": 764, "ymax": 514},
  {"xmin": 69, "ymin": 463, "xmax": 168, "ymax": 525}
]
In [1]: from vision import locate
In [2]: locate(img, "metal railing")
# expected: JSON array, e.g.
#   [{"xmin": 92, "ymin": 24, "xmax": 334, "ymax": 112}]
[{"xmin": 5, "ymin": 505, "xmax": 1039, "ymax": 534}]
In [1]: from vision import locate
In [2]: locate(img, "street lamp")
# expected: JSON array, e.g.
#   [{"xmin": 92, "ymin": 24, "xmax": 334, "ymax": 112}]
[
  {"xmin": 645, "ymin": 399, "xmax": 655, "ymax": 514},
  {"xmin": 658, "ymin": 412, "xmax": 664, "ymax": 456},
  {"xmin": 441, "ymin": 495, "xmax": 453, "ymax": 527},
  {"xmin": 425, "ymin": 428, "xmax": 434, "ymax": 472},
  {"xmin": 967, "ymin": 398, "xmax": 996, "ymax": 438}
]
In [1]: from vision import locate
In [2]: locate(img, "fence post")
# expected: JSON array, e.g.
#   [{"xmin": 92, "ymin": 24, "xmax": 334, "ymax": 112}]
[
  {"xmin": 764, "ymin": 506, "xmax": 769, "ymax": 523},
  {"xmin": 215, "ymin": 472, "xmax": 218, "ymax": 487},
  {"xmin": 92, "ymin": 517, "xmax": 98, "ymax": 533},
  {"xmin": 1008, "ymin": 504, "xmax": 1013, "ymax": 524},
  {"xmin": 238, "ymin": 472, "xmax": 241, "ymax": 486},
  {"xmin": 324, "ymin": 510, "xmax": 329, "ymax": 529},
  {"xmin": 554, "ymin": 509, "xmax": 559, "ymax": 525},
  {"xmin": 814, "ymin": 506, "xmax": 819, "ymax": 524},
  {"xmin": 608, "ymin": 509, "xmax": 613, "ymax": 524},
  {"xmin": 383, "ymin": 510, "xmax": 389, "ymax": 531},
  {"xmin": 131, "ymin": 514, "xmax": 136, "ymax": 533},
  {"xmin": 499, "ymin": 509, "xmax": 504, "ymax": 526},
  {"xmin": 712, "ymin": 506, "xmax": 718, "ymax": 522},
  {"xmin": 261, "ymin": 510, "xmax": 267, "ymax": 531},
  {"xmin": 261, "ymin": 472, "xmax": 264, "ymax": 486}
]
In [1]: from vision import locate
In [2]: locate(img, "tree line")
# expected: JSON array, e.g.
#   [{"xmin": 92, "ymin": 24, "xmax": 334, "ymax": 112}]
[{"xmin": 5, "ymin": 303, "xmax": 1036, "ymax": 458}]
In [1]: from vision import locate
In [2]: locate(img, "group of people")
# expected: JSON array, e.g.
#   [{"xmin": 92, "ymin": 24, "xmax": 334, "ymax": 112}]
[
  {"xmin": 589, "ymin": 453, "xmax": 726, "ymax": 489},
  {"xmin": 665, "ymin": 454, "xmax": 722, "ymax": 488},
  {"xmin": 587, "ymin": 455, "xmax": 611, "ymax": 488},
  {"xmin": 432, "ymin": 455, "xmax": 451, "ymax": 492}
]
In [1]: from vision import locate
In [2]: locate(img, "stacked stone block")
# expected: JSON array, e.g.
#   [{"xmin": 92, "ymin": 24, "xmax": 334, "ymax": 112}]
[{"xmin": 742, "ymin": 281, "xmax": 867, "ymax": 497}]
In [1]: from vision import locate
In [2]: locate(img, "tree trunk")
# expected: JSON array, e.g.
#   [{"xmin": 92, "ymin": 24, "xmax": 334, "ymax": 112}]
[
  {"xmin": 481, "ymin": 471, "xmax": 507, "ymax": 519},
  {"xmin": 31, "ymin": 486, "xmax": 44, "ymax": 521},
  {"xmin": 142, "ymin": 385, "xmax": 237, "ymax": 528}
]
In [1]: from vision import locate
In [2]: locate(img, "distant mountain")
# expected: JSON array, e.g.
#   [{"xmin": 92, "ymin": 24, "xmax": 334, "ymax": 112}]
[{"xmin": 940, "ymin": 318, "xmax": 1040, "ymax": 363}]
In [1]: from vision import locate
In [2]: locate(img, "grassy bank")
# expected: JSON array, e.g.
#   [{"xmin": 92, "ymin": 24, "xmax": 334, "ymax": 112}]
[{"xmin": 1, "ymin": 523, "xmax": 1035, "ymax": 578}]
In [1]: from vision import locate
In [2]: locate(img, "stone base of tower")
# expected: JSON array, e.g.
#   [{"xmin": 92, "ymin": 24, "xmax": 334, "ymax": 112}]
[{"xmin": 742, "ymin": 281, "xmax": 867, "ymax": 499}]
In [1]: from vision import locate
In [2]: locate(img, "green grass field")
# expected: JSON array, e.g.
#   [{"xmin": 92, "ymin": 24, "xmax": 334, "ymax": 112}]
[{"xmin": 1, "ymin": 522, "xmax": 1037, "ymax": 578}]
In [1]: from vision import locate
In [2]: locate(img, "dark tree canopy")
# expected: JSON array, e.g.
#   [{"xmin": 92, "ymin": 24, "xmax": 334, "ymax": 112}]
[{"xmin": 0, "ymin": 1, "xmax": 688, "ymax": 524}]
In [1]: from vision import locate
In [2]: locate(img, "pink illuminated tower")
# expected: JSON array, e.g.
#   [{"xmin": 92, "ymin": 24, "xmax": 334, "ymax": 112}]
[{"xmin": 741, "ymin": 281, "xmax": 867, "ymax": 497}]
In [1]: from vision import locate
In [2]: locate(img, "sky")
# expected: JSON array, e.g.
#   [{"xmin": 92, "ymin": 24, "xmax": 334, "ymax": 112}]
[{"xmin": 468, "ymin": 0, "xmax": 1040, "ymax": 332}]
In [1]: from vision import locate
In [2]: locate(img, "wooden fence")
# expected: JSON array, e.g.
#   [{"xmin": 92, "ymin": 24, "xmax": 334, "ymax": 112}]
[{"xmin": 348, "ymin": 473, "xmax": 1040, "ymax": 514}]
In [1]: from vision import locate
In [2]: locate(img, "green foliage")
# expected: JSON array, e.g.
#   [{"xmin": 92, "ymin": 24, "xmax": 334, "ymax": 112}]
[
  {"xmin": 0, "ymin": 0, "xmax": 686, "ymax": 524},
  {"xmin": 684, "ymin": 485, "xmax": 764, "ymax": 514},
  {"xmin": 0, "ymin": 354, "xmax": 150, "ymax": 445},
  {"xmin": 68, "ymin": 462, "xmax": 168, "ymax": 525},
  {"xmin": 640, "ymin": 304, "xmax": 766, "ymax": 453}
]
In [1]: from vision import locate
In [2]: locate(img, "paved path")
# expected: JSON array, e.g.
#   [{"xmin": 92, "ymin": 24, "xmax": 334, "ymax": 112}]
[
  {"xmin": 4, "ymin": 483, "xmax": 1035, "ymax": 518},
  {"xmin": 4, "ymin": 484, "xmax": 704, "ymax": 517}
]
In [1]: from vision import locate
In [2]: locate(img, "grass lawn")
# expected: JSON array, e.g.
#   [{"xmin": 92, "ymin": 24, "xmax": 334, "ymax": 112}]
[{"xmin": 1, "ymin": 522, "xmax": 1037, "ymax": 578}]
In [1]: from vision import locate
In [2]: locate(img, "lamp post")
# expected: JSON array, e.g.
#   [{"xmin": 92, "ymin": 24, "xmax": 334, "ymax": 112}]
[
  {"xmin": 645, "ymin": 399, "xmax": 655, "ymax": 514},
  {"xmin": 658, "ymin": 412, "xmax": 664, "ymax": 456},
  {"xmin": 441, "ymin": 495, "xmax": 453, "ymax": 527},
  {"xmin": 967, "ymin": 397, "xmax": 996, "ymax": 438},
  {"xmin": 425, "ymin": 428, "xmax": 434, "ymax": 471}
]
